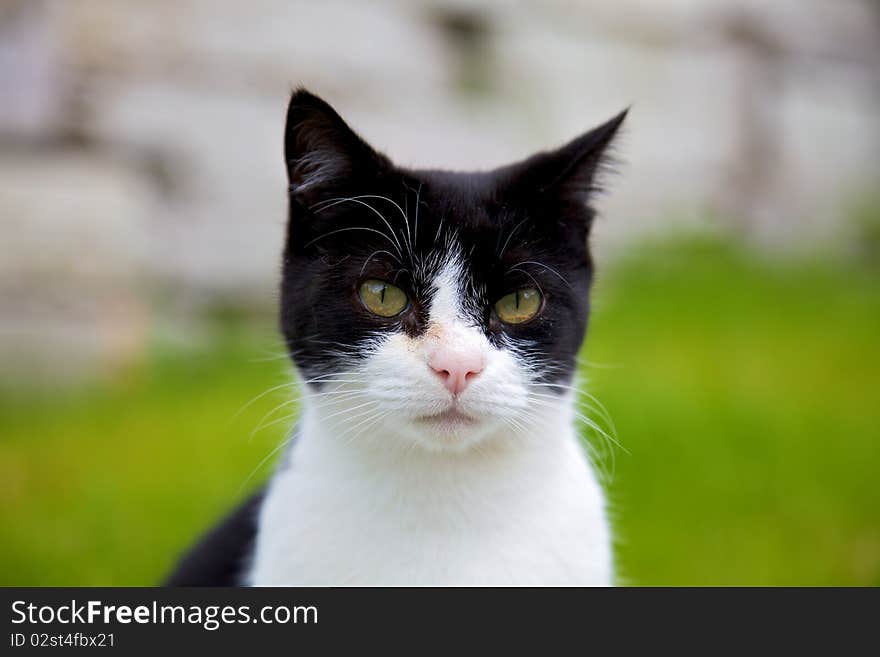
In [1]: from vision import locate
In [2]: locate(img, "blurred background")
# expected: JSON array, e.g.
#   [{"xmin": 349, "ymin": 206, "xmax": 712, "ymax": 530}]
[{"xmin": 1, "ymin": 0, "xmax": 878, "ymax": 585}]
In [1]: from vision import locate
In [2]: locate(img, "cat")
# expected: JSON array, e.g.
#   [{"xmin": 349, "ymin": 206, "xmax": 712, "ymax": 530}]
[{"xmin": 166, "ymin": 88, "xmax": 627, "ymax": 586}]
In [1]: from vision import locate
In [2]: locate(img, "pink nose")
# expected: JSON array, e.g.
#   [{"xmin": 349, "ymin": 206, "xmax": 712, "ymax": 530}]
[{"xmin": 429, "ymin": 349, "xmax": 486, "ymax": 396}]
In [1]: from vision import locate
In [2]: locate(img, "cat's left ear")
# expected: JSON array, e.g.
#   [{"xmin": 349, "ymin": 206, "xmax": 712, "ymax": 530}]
[
  {"xmin": 284, "ymin": 88, "xmax": 390, "ymax": 208},
  {"xmin": 507, "ymin": 109, "xmax": 628, "ymax": 209}
]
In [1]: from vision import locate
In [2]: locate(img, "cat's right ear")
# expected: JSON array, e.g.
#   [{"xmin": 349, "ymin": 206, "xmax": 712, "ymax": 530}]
[{"xmin": 284, "ymin": 89, "xmax": 389, "ymax": 208}]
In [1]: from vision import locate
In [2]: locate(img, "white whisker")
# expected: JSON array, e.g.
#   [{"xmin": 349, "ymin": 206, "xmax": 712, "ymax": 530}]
[
  {"xmin": 507, "ymin": 260, "xmax": 574, "ymax": 289},
  {"xmin": 303, "ymin": 226, "xmax": 401, "ymax": 255},
  {"xmin": 312, "ymin": 196, "xmax": 404, "ymax": 256},
  {"xmin": 498, "ymin": 218, "xmax": 529, "ymax": 258}
]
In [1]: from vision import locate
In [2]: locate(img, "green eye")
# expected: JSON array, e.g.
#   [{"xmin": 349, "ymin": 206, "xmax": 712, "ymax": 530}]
[
  {"xmin": 359, "ymin": 279, "xmax": 409, "ymax": 317},
  {"xmin": 494, "ymin": 287, "xmax": 543, "ymax": 324}
]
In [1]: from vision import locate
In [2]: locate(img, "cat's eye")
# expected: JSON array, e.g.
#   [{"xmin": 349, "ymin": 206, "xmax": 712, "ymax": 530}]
[
  {"xmin": 494, "ymin": 287, "xmax": 543, "ymax": 324},
  {"xmin": 359, "ymin": 279, "xmax": 409, "ymax": 318}
]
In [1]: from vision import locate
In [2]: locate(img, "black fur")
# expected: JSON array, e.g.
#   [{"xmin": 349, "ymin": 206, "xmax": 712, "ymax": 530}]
[
  {"xmin": 165, "ymin": 89, "xmax": 624, "ymax": 585},
  {"xmin": 164, "ymin": 490, "xmax": 264, "ymax": 586}
]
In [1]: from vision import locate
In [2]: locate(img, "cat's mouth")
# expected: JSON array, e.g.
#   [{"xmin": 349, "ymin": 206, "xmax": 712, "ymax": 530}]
[{"xmin": 415, "ymin": 408, "xmax": 478, "ymax": 431}]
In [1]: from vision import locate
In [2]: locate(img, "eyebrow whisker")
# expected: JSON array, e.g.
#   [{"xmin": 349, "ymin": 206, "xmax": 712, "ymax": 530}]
[{"xmin": 507, "ymin": 260, "xmax": 573, "ymax": 289}]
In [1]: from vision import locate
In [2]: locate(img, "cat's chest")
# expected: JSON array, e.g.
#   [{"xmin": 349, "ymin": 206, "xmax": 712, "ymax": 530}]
[{"xmin": 248, "ymin": 432, "xmax": 612, "ymax": 586}]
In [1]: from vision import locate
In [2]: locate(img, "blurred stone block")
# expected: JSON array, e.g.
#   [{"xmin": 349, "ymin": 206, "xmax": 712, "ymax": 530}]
[{"xmin": 0, "ymin": 150, "xmax": 153, "ymax": 384}]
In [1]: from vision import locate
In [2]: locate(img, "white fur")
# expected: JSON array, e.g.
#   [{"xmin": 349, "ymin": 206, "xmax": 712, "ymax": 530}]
[{"xmin": 248, "ymin": 250, "xmax": 612, "ymax": 585}]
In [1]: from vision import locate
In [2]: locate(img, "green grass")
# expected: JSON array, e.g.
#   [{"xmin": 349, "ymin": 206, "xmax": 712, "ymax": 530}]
[{"xmin": 1, "ymin": 237, "xmax": 878, "ymax": 585}]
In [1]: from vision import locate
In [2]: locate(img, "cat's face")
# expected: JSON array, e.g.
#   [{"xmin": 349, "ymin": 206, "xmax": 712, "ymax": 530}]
[{"xmin": 280, "ymin": 90, "xmax": 625, "ymax": 453}]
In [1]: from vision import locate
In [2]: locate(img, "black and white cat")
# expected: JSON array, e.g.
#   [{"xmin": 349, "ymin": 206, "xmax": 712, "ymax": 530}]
[{"xmin": 167, "ymin": 89, "xmax": 627, "ymax": 586}]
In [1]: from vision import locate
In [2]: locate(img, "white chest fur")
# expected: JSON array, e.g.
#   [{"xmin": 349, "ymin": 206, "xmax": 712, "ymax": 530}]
[{"xmin": 248, "ymin": 405, "xmax": 612, "ymax": 586}]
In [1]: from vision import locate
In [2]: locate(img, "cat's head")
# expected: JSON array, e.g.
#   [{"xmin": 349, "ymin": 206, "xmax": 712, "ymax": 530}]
[{"xmin": 280, "ymin": 89, "xmax": 625, "ymax": 453}]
